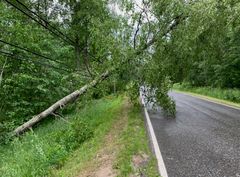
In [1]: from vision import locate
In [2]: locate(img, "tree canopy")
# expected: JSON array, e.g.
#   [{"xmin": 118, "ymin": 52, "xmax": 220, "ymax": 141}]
[{"xmin": 0, "ymin": 0, "xmax": 240, "ymax": 138}]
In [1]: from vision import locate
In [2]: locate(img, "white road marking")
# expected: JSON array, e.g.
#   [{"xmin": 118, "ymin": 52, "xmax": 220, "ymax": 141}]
[{"xmin": 140, "ymin": 91, "xmax": 168, "ymax": 177}]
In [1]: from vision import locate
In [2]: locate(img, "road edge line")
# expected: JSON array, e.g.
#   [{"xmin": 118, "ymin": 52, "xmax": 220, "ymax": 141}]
[{"xmin": 140, "ymin": 92, "xmax": 168, "ymax": 177}]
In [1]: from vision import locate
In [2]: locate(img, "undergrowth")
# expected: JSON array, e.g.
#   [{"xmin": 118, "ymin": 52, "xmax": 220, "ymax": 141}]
[
  {"xmin": 0, "ymin": 96, "xmax": 123, "ymax": 177},
  {"xmin": 52, "ymin": 98, "xmax": 160, "ymax": 177}
]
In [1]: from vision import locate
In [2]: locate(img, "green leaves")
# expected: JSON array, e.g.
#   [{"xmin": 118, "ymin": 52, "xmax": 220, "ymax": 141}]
[
  {"xmin": 3, "ymin": 0, "xmax": 238, "ymax": 132},
  {"xmin": 150, "ymin": 0, "xmax": 240, "ymax": 90}
]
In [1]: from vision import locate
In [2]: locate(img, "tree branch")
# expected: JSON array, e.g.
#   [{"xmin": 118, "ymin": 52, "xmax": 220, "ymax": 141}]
[{"xmin": 134, "ymin": 11, "xmax": 143, "ymax": 49}]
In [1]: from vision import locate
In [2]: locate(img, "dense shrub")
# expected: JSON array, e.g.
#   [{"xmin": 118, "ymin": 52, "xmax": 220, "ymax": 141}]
[
  {"xmin": 0, "ymin": 97, "xmax": 122, "ymax": 177},
  {"xmin": 0, "ymin": 133, "xmax": 68, "ymax": 177},
  {"xmin": 53, "ymin": 120, "xmax": 93, "ymax": 151},
  {"xmin": 0, "ymin": 123, "xmax": 93, "ymax": 177}
]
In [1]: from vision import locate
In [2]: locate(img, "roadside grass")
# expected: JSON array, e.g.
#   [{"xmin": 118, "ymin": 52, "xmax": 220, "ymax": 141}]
[
  {"xmin": 173, "ymin": 83, "xmax": 240, "ymax": 107},
  {"xmin": 0, "ymin": 96, "xmax": 159, "ymax": 177},
  {"xmin": 115, "ymin": 104, "xmax": 160, "ymax": 177},
  {"xmin": 0, "ymin": 96, "xmax": 123, "ymax": 177},
  {"xmin": 52, "ymin": 98, "xmax": 160, "ymax": 177},
  {"xmin": 51, "ymin": 96, "xmax": 126, "ymax": 177}
]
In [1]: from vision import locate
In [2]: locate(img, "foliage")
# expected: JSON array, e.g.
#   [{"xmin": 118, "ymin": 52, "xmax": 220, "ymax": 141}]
[
  {"xmin": 0, "ymin": 0, "xmax": 120, "ymax": 138},
  {"xmin": 1, "ymin": 0, "xmax": 239, "ymax": 149},
  {"xmin": 159, "ymin": 1, "xmax": 240, "ymax": 89},
  {"xmin": 142, "ymin": 58, "xmax": 176, "ymax": 115},
  {"xmin": 51, "ymin": 120, "xmax": 93, "ymax": 152},
  {"xmin": 0, "ymin": 1, "xmax": 74, "ymax": 137},
  {"xmin": 0, "ymin": 96, "xmax": 123, "ymax": 177},
  {"xmin": 0, "ymin": 0, "xmax": 239, "ymax": 176}
]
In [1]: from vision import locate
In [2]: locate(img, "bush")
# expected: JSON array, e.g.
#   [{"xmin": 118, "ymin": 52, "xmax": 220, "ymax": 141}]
[
  {"xmin": 0, "ymin": 120, "xmax": 93, "ymax": 177},
  {"xmin": 0, "ymin": 97, "xmax": 121, "ymax": 177},
  {"xmin": 0, "ymin": 133, "xmax": 68, "ymax": 177},
  {"xmin": 0, "ymin": 121, "xmax": 15, "ymax": 145},
  {"xmin": 53, "ymin": 120, "xmax": 93, "ymax": 151}
]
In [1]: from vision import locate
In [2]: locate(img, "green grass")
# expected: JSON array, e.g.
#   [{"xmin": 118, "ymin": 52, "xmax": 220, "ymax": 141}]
[
  {"xmin": 0, "ymin": 96, "xmax": 159, "ymax": 177},
  {"xmin": 173, "ymin": 83, "xmax": 240, "ymax": 105},
  {"xmin": 51, "ymin": 96, "xmax": 125, "ymax": 177},
  {"xmin": 52, "ymin": 100, "xmax": 160, "ymax": 177},
  {"xmin": 115, "ymin": 104, "xmax": 160, "ymax": 177},
  {"xmin": 0, "ymin": 96, "xmax": 124, "ymax": 177}
]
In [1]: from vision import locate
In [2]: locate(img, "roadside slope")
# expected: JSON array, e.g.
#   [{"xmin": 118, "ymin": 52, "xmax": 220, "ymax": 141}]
[
  {"xmin": 52, "ymin": 97, "xmax": 159, "ymax": 177},
  {"xmin": 0, "ymin": 96, "xmax": 123, "ymax": 176}
]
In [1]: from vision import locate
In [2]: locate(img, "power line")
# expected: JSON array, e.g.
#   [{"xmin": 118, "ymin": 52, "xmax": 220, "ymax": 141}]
[
  {"xmin": 4, "ymin": 0, "xmax": 75, "ymax": 46},
  {"xmin": 17, "ymin": 0, "xmax": 75, "ymax": 45},
  {"xmin": 0, "ymin": 50, "xmax": 71, "ymax": 73},
  {"xmin": 0, "ymin": 39, "xmax": 67, "ymax": 66},
  {"xmin": 5, "ymin": 0, "xmax": 62, "ymax": 43},
  {"xmin": 4, "ymin": 0, "xmax": 73, "ymax": 45},
  {"xmin": 15, "ymin": 0, "xmax": 75, "ymax": 45},
  {"xmin": 0, "ymin": 50, "xmax": 90, "ymax": 77}
]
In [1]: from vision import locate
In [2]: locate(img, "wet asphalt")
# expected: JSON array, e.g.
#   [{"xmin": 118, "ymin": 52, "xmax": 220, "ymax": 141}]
[{"xmin": 146, "ymin": 92, "xmax": 240, "ymax": 177}]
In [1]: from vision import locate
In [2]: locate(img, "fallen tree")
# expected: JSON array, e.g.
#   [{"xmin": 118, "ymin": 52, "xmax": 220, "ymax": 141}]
[
  {"xmin": 14, "ymin": 71, "xmax": 110, "ymax": 135},
  {"xmin": 13, "ymin": 40, "xmax": 155, "ymax": 135},
  {"xmin": 13, "ymin": 14, "xmax": 183, "ymax": 136}
]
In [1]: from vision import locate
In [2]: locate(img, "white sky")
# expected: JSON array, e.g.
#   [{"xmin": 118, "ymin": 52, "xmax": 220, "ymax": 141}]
[{"xmin": 109, "ymin": 0, "xmax": 143, "ymax": 16}]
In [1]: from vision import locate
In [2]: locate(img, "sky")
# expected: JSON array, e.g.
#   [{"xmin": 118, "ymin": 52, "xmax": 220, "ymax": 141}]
[{"xmin": 109, "ymin": 0, "xmax": 143, "ymax": 16}]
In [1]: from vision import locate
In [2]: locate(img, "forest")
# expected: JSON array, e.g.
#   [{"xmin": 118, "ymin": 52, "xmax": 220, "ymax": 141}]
[{"xmin": 0, "ymin": 0, "xmax": 240, "ymax": 176}]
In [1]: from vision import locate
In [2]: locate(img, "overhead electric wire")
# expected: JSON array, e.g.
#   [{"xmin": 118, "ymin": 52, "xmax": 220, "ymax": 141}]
[
  {"xmin": 4, "ymin": 0, "xmax": 75, "ymax": 46},
  {"xmin": 15, "ymin": 0, "xmax": 75, "ymax": 45},
  {"xmin": 0, "ymin": 50, "xmax": 71, "ymax": 73},
  {"xmin": 0, "ymin": 39, "xmax": 67, "ymax": 66},
  {"xmin": 4, "ymin": 0, "xmax": 64, "ymax": 43}
]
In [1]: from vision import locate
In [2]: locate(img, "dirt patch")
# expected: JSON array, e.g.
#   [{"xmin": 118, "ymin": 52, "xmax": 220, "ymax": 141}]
[
  {"xmin": 130, "ymin": 153, "xmax": 150, "ymax": 177},
  {"xmin": 78, "ymin": 99, "xmax": 130, "ymax": 177},
  {"xmin": 132, "ymin": 153, "xmax": 149, "ymax": 169}
]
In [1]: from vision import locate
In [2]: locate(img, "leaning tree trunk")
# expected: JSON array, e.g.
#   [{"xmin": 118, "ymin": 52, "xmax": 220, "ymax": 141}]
[
  {"xmin": 14, "ymin": 70, "xmax": 110, "ymax": 135},
  {"xmin": 13, "ymin": 16, "xmax": 182, "ymax": 136}
]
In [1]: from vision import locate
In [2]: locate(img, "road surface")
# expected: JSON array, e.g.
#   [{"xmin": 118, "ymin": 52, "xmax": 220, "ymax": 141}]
[{"xmin": 146, "ymin": 91, "xmax": 240, "ymax": 177}]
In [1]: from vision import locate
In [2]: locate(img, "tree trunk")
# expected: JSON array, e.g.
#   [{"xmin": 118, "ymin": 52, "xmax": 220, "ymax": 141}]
[
  {"xmin": 13, "ymin": 16, "xmax": 182, "ymax": 136},
  {"xmin": 14, "ymin": 70, "xmax": 110, "ymax": 135},
  {"xmin": 83, "ymin": 45, "xmax": 93, "ymax": 77},
  {"xmin": 75, "ymin": 37, "xmax": 81, "ymax": 71},
  {"xmin": 0, "ymin": 58, "xmax": 7, "ymax": 87}
]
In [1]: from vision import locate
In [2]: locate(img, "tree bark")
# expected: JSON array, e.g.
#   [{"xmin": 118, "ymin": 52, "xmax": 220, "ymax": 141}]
[
  {"xmin": 83, "ymin": 45, "xmax": 93, "ymax": 78},
  {"xmin": 0, "ymin": 58, "xmax": 7, "ymax": 87},
  {"xmin": 14, "ymin": 70, "xmax": 110, "ymax": 135},
  {"xmin": 75, "ymin": 37, "xmax": 81, "ymax": 71}
]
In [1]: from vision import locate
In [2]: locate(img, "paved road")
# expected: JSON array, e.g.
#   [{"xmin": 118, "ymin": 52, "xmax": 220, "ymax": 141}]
[{"xmin": 146, "ymin": 92, "xmax": 240, "ymax": 177}]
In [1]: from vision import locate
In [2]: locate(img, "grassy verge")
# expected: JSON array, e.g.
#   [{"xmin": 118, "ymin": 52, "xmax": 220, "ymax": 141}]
[
  {"xmin": 115, "ymin": 104, "xmax": 160, "ymax": 177},
  {"xmin": 52, "ymin": 98, "xmax": 159, "ymax": 177},
  {"xmin": 0, "ymin": 96, "xmax": 159, "ymax": 177},
  {"xmin": 51, "ymin": 96, "xmax": 126, "ymax": 177},
  {"xmin": 0, "ymin": 96, "xmax": 124, "ymax": 177},
  {"xmin": 173, "ymin": 83, "xmax": 240, "ymax": 107}
]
